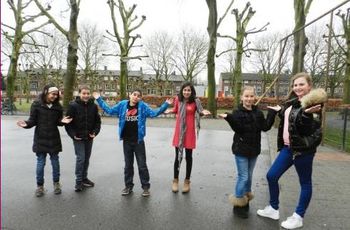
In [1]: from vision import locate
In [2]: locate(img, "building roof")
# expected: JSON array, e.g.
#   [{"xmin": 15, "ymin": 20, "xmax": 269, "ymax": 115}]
[{"xmin": 220, "ymin": 72, "xmax": 291, "ymax": 81}]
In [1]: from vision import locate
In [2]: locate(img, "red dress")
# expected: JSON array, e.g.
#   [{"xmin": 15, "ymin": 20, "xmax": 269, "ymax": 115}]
[{"xmin": 172, "ymin": 97, "xmax": 197, "ymax": 149}]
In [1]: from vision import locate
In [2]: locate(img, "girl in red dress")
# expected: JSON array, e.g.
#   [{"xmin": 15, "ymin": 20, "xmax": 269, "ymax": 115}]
[{"xmin": 166, "ymin": 82, "xmax": 210, "ymax": 193}]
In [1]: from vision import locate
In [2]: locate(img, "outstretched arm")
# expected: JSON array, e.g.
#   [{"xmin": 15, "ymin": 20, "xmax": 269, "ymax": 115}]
[{"xmin": 93, "ymin": 92, "xmax": 120, "ymax": 116}]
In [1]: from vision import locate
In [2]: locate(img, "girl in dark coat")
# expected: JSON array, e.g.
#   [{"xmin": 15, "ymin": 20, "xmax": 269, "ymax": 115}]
[
  {"xmin": 257, "ymin": 73, "xmax": 327, "ymax": 229},
  {"xmin": 219, "ymin": 86, "xmax": 278, "ymax": 218},
  {"xmin": 17, "ymin": 84, "xmax": 72, "ymax": 197}
]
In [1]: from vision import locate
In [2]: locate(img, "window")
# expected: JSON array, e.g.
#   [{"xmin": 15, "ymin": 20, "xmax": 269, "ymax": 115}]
[
  {"xmin": 105, "ymin": 83, "xmax": 110, "ymax": 90},
  {"xmin": 165, "ymin": 89, "xmax": 172, "ymax": 95},
  {"xmin": 30, "ymin": 82, "xmax": 38, "ymax": 90}
]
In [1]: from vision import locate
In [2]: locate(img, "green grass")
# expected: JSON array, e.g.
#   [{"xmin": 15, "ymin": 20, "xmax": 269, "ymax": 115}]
[
  {"xmin": 14, "ymin": 100, "xmax": 32, "ymax": 112},
  {"xmin": 324, "ymin": 127, "xmax": 350, "ymax": 153}
]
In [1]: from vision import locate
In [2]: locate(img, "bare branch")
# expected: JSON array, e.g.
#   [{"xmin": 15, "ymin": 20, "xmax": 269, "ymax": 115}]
[
  {"xmin": 22, "ymin": 11, "xmax": 45, "ymax": 23},
  {"xmin": 216, "ymin": 48, "xmax": 236, "ymax": 57},
  {"xmin": 22, "ymin": 0, "xmax": 34, "ymax": 9},
  {"xmin": 218, "ymin": 0, "xmax": 235, "ymax": 28},
  {"xmin": 33, "ymin": 0, "xmax": 68, "ymax": 37},
  {"xmin": 1, "ymin": 23, "xmax": 15, "ymax": 30},
  {"xmin": 22, "ymin": 41, "xmax": 48, "ymax": 48},
  {"xmin": 1, "ymin": 50, "xmax": 11, "ymax": 57},
  {"xmin": 129, "ymin": 15, "xmax": 146, "ymax": 33},
  {"xmin": 217, "ymin": 33, "xmax": 237, "ymax": 42},
  {"xmin": 7, "ymin": 0, "xmax": 18, "ymax": 16},
  {"xmin": 103, "ymin": 35, "xmax": 118, "ymax": 43},
  {"xmin": 23, "ymin": 21, "xmax": 51, "ymax": 35},
  {"xmin": 246, "ymin": 22, "xmax": 270, "ymax": 35}
]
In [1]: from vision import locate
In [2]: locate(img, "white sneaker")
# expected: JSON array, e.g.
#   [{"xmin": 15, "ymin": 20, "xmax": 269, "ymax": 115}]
[
  {"xmin": 281, "ymin": 212, "xmax": 303, "ymax": 229},
  {"xmin": 257, "ymin": 205, "xmax": 280, "ymax": 220}
]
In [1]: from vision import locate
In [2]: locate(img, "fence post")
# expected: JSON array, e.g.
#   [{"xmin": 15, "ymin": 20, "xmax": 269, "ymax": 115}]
[{"xmin": 342, "ymin": 107, "xmax": 348, "ymax": 151}]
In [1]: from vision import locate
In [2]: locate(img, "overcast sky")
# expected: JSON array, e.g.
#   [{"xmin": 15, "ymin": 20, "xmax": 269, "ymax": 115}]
[{"xmin": 1, "ymin": 0, "xmax": 349, "ymax": 80}]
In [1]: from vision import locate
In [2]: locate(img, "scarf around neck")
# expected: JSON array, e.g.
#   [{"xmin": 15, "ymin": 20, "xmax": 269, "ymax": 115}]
[{"xmin": 177, "ymin": 98, "xmax": 203, "ymax": 165}]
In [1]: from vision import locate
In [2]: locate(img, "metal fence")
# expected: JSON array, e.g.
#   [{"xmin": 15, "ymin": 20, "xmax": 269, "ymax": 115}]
[{"xmin": 324, "ymin": 108, "xmax": 350, "ymax": 152}]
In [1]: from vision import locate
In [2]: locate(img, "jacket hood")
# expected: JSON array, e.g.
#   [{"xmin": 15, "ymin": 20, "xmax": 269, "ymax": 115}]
[{"xmin": 300, "ymin": 88, "xmax": 327, "ymax": 109}]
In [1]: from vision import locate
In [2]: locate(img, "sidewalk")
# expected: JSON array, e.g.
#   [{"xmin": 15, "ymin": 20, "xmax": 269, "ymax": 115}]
[{"xmin": 267, "ymin": 128, "xmax": 350, "ymax": 229}]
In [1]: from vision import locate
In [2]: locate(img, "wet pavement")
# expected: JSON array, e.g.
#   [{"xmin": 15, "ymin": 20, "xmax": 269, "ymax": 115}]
[{"xmin": 1, "ymin": 116, "xmax": 350, "ymax": 230}]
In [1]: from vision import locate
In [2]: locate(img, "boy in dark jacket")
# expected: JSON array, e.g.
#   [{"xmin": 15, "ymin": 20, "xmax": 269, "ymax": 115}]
[
  {"xmin": 17, "ymin": 84, "xmax": 72, "ymax": 197},
  {"xmin": 65, "ymin": 85, "xmax": 101, "ymax": 192}
]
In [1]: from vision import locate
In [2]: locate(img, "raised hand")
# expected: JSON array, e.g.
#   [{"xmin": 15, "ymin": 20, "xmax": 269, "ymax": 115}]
[
  {"xmin": 17, "ymin": 120, "xmax": 27, "ymax": 127},
  {"xmin": 267, "ymin": 105, "xmax": 281, "ymax": 112},
  {"xmin": 218, "ymin": 113, "xmax": 227, "ymax": 119},
  {"xmin": 61, "ymin": 116, "xmax": 73, "ymax": 124},
  {"xmin": 305, "ymin": 104, "xmax": 322, "ymax": 114},
  {"xmin": 164, "ymin": 108, "xmax": 173, "ymax": 114},
  {"xmin": 92, "ymin": 92, "xmax": 100, "ymax": 99},
  {"xmin": 202, "ymin": 109, "xmax": 211, "ymax": 116},
  {"xmin": 166, "ymin": 98, "xmax": 174, "ymax": 105}
]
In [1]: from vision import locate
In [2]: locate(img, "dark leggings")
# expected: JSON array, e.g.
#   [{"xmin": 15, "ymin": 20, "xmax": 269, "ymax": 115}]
[{"xmin": 174, "ymin": 147, "xmax": 193, "ymax": 180}]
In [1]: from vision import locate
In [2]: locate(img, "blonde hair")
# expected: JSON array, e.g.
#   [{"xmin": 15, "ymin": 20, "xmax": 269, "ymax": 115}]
[
  {"xmin": 286, "ymin": 72, "xmax": 313, "ymax": 99},
  {"xmin": 241, "ymin": 86, "xmax": 256, "ymax": 96}
]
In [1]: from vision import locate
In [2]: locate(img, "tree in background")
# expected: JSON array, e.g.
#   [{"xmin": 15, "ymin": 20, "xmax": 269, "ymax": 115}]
[
  {"xmin": 2, "ymin": 0, "xmax": 51, "ymax": 105},
  {"xmin": 34, "ymin": 0, "xmax": 81, "ymax": 109},
  {"xmin": 78, "ymin": 23, "xmax": 106, "ymax": 91},
  {"xmin": 292, "ymin": 0, "xmax": 313, "ymax": 74},
  {"xmin": 105, "ymin": 0, "xmax": 146, "ymax": 99},
  {"xmin": 173, "ymin": 28, "xmax": 208, "ymax": 83},
  {"xmin": 143, "ymin": 31, "xmax": 176, "ymax": 95},
  {"xmin": 218, "ymin": 2, "xmax": 268, "ymax": 107},
  {"xmin": 205, "ymin": 0, "xmax": 234, "ymax": 116}
]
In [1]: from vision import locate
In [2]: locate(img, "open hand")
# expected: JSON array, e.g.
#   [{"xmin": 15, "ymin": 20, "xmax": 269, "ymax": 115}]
[
  {"xmin": 166, "ymin": 98, "xmax": 174, "ymax": 105},
  {"xmin": 164, "ymin": 108, "xmax": 173, "ymax": 114},
  {"xmin": 218, "ymin": 113, "xmax": 227, "ymax": 119},
  {"xmin": 267, "ymin": 105, "xmax": 281, "ymax": 112},
  {"xmin": 305, "ymin": 104, "xmax": 322, "ymax": 114},
  {"xmin": 202, "ymin": 109, "xmax": 211, "ymax": 116},
  {"xmin": 89, "ymin": 133, "xmax": 96, "ymax": 139},
  {"xmin": 92, "ymin": 92, "xmax": 100, "ymax": 99},
  {"xmin": 17, "ymin": 120, "xmax": 27, "ymax": 127},
  {"xmin": 61, "ymin": 116, "xmax": 73, "ymax": 124}
]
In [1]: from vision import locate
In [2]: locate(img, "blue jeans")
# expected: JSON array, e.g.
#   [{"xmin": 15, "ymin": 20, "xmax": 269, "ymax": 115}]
[
  {"xmin": 234, "ymin": 155, "xmax": 257, "ymax": 197},
  {"xmin": 73, "ymin": 140, "xmax": 93, "ymax": 184},
  {"xmin": 123, "ymin": 141, "xmax": 150, "ymax": 189},
  {"xmin": 267, "ymin": 146, "xmax": 315, "ymax": 217},
  {"xmin": 36, "ymin": 152, "xmax": 60, "ymax": 186}
]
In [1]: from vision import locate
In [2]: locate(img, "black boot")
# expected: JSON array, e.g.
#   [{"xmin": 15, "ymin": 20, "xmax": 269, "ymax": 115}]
[{"xmin": 233, "ymin": 205, "xmax": 249, "ymax": 219}]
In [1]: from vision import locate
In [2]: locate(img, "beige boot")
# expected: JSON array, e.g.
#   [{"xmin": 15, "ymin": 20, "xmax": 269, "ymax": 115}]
[
  {"xmin": 228, "ymin": 194, "xmax": 248, "ymax": 207},
  {"xmin": 182, "ymin": 179, "xmax": 191, "ymax": 193},
  {"xmin": 245, "ymin": 192, "xmax": 254, "ymax": 201},
  {"xmin": 172, "ymin": 179, "xmax": 179, "ymax": 193}
]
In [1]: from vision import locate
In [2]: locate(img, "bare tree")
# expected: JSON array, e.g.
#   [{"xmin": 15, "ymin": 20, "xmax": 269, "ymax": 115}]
[
  {"xmin": 206, "ymin": 0, "xmax": 234, "ymax": 116},
  {"xmin": 143, "ymin": 31, "xmax": 176, "ymax": 95},
  {"xmin": 34, "ymin": 0, "xmax": 81, "ymax": 109},
  {"xmin": 304, "ymin": 26, "xmax": 328, "ymax": 87},
  {"xmin": 78, "ymin": 23, "xmax": 106, "ymax": 90},
  {"xmin": 105, "ymin": 0, "xmax": 146, "ymax": 99},
  {"xmin": 173, "ymin": 28, "xmax": 208, "ymax": 83},
  {"xmin": 218, "ymin": 2, "xmax": 268, "ymax": 106},
  {"xmin": 292, "ymin": 0, "xmax": 313, "ymax": 74},
  {"xmin": 250, "ymin": 33, "xmax": 292, "ymax": 95},
  {"xmin": 336, "ymin": 8, "xmax": 350, "ymax": 103},
  {"xmin": 2, "ymin": 0, "xmax": 51, "ymax": 104}
]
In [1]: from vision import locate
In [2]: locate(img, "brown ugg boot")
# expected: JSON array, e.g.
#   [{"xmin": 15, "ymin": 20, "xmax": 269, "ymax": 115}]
[
  {"xmin": 229, "ymin": 195, "xmax": 249, "ymax": 218},
  {"xmin": 245, "ymin": 192, "xmax": 254, "ymax": 201},
  {"xmin": 172, "ymin": 179, "xmax": 179, "ymax": 193},
  {"xmin": 182, "ymin": 179, "xmax": 190, "ymax": 193}
]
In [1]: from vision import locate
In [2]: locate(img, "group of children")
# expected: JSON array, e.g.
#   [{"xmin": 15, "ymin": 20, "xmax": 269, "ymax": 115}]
[{"xmin": 18, "ymin": 73, "xmax": 325, "ymax": 230}]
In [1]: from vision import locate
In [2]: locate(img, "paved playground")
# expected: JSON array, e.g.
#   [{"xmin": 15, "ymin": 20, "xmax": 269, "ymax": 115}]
[{"xmin": 1, "ymin": 116, "xmax": 350, "ymax": 230}]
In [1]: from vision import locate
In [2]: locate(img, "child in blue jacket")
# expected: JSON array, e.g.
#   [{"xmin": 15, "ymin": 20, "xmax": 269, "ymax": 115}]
[{"xmin": 93, "ymin": 89, "xmax": 173, "ymax": 197}]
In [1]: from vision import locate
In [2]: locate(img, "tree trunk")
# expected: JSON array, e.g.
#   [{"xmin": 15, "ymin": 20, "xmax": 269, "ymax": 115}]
[
  {"xmin": 206, "ymin": 0, "xmax": 218, "ymax": 117},
  {"xmin": 63, "ymin": 1, "xmax": 79, "ymax": 109},
  {"xmin": 343, "ymin": 16, "xmax": 350, "ymax": 104},
  {"xmin": 233, "ymin": 35, "xmax": 244, "ymax": 107},
  {"xmin": 292, "ymin": 0, "xmax": 310, "ymax": 74},
  {"xmin": 120, "ymin": 61, "xmax": 128, "ymax": 99}
]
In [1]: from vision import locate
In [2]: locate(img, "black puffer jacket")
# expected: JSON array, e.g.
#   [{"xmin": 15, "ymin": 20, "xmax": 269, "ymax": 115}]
[
  {"xmin": 24, "ymin": 99, "xmax": 64, "ymax": 153},
  {"xmin": 224, "ymin": 104, "xmax": 277, "ymax": 158},
  {"xmin": 65, "ymin": 97, "xmax": 101, "ymax": 140},
  {"xmin": 277, "ymin": 98, "xmax": 322, "ymax": 154}
]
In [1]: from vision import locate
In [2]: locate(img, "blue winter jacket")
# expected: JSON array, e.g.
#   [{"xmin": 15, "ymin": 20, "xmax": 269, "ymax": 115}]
[{"xmin": 96, "ymin": 97, "xmax": 169, "ymax": 142}]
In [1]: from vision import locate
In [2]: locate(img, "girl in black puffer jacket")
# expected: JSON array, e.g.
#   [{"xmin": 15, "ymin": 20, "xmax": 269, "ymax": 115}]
[
  {"xmin": 257, "ymin": 73, "xmax": 327, "ymax": 230},
  {"xmin": 219, "ymin": 86, "xmax": 278, "ymax": 218},
  {"xmin": 17, "ymin": 84, "xmax": 72, "ymax": 197}
]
